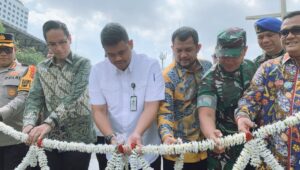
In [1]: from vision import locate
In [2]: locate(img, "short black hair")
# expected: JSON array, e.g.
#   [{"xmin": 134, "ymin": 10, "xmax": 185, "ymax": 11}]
[
  {"xmin": 171, "ymin": 26, "xmax": 199, "ymax": 44},
  {"xmin": 100, "ymin": 22, "xmax": 129, "ymax": 47},
  {"xmin": 283, "ymin": 11, "xmax": 300, "ymax": 21},
  {"xmin": 42, "ymin": 20, "xmax": 70, "ymax": 41}
]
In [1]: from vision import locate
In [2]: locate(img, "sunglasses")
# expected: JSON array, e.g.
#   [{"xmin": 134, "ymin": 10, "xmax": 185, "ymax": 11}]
[
  {"xmin": 0, "ymin": 47, "xmax": 13, "ymax": 54},
  {"xmin": 279, "ymin": 26, "xmax": 300, "ymax": 37}
]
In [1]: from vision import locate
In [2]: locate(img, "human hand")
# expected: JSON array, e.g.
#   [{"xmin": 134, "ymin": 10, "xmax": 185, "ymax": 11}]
[
  {"xmin": 23, "ymin": 125, "xmax": 34, "ymax": 134},
  {"xmin": 237, "ymin": 117, "xmax": 256, "ymax": 133},
  {"xmin": 209, "ymin": 129, "xmax": 225, "ymax": 154},
  {"xmin": 26, "ymin": 123, "xmax": 51, "ymax": 145},
  {"xmin": 163, "ymin": 135, "xmax": 177, "ymax": 145},
  {"xmin": 23, "ymin": 125, "xmax": 34, "ymax": 145},
  {"xmin": 125, "ymin": 132, "xmax": 143, "ymax": 154}
]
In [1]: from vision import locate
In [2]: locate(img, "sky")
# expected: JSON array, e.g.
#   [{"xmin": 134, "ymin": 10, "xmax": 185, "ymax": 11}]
[{"xmin": 21, "ymin": 0, "xmax": 300, "ymax": 66}]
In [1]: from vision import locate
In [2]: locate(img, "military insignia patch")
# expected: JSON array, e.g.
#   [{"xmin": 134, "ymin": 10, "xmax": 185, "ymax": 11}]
[
  {"xmin": 255, "ymin": 25, "xmax": 262, "ymax": 33},
  {"xmin": 7, "ymin": 86, "xmax": 17, "ymax": 97}
]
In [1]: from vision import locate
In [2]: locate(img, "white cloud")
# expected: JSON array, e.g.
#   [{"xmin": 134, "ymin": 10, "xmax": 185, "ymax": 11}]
[{"xmin": 22, "ymin": 0, "xmax": 300, "ymax": 65}]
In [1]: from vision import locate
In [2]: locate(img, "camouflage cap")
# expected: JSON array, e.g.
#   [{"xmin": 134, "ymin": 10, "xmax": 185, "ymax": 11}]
[{"xmin": 215, "ymin": 27, "xmax": 246, "ymax": 58}]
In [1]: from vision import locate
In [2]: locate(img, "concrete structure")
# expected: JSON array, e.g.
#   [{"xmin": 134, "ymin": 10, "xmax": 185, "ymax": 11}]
[
  {"xmin": 1, "ymin": 20, "xmax": 47, "ymax": 55},
  {"xmin": 0, "ymin": 0, "xmax": 28, "ymax": 31}
]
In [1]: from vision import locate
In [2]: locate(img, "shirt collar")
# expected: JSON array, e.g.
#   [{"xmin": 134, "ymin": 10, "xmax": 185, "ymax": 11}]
[
  {"xmin": 282, "ymin": 52, "xmax": 293, "ymax": 65},
  {"xmin": 175, "ymin": 60, "xmax": 203, "ymax": 78},
  {"xmin": 113, "ymin": 50, "xmax": 135, "ymax": 74},
  {"xmin": 217, "ymin": 63, "xmax": 241, "ymax": 76},
  {"xmin": 0, "ymin": 61, "xmax": 17, "ymax": 73},
  {"xmin": 46, "ymin": 52, "xmax": 73, "ymax": 67},
  {"xmin": 258, "ymin": 49, "xmax": 285, "ymax": 64}
]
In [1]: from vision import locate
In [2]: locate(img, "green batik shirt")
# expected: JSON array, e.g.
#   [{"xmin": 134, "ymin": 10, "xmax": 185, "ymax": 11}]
[
  {"xmin": 197, "ymin": 59, "xmax": 256, "ymax": 170},
  {"xmin": 23, "ymin": 53, "xmax": 96, "ymax": 143}
]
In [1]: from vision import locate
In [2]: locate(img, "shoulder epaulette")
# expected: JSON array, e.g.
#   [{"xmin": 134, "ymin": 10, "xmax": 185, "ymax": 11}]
[{"xmin": 18, "ymin": 65, "xmax": 36, "ymax": 91}]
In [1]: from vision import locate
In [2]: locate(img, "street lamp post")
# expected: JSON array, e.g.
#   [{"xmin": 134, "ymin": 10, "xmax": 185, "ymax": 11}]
[
  {"xmin": 159, "ymin": 52, "xmax": 167, "ymax": 69},
  {"xmin": 245, "ymin": 0, "xmax": 287, "ymax": 20}
]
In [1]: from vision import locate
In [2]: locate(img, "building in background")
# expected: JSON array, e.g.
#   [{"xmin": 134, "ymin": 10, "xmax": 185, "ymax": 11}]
[
  {"xmin": 0, "ymin": 0, "xmax": 47, "ymax": 55},
  {"xmin": 0, "ymin": 0, "xmax": 28, "ymax": 31}
]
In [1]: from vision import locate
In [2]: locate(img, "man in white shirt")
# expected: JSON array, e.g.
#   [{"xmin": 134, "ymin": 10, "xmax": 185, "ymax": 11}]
[{"xmin": 89, "ymin": 22, "xmax": 165, "ymax": 169}]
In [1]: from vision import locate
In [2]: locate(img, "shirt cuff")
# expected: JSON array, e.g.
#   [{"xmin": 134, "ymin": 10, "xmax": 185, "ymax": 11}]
[
  {"xmin": 162, "ymin": 134, "xmax": 174, "ymax": 142},
  {"xmin": 234, "ymin": 111, "xmax": 250, "ymax": 119},
  {"xmin": 44, "ymin": 117, "xmax": 56, "ymax": 129},
  {"xmin": 23, "ymin": 112, "xmax": 38, "ymax": 127}
]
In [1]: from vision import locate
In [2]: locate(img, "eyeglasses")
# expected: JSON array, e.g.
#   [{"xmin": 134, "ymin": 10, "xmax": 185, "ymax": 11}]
[
  {"xmin": 279, "ymin": 26, "xmax": 300, "ymax": 37},
  {"xmin": 0, "ymin": 47, "xmax": 13, "ymax": 54},
  {"xmin": 47, "ymin": 39, "xmax": 68, "ymax": 48}
]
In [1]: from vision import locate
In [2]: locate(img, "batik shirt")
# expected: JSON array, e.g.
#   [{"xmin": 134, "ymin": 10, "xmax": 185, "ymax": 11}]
[
  {"xmin": 197, "ymin": 60, "xmax": 256, "ymax": 170},
  {"xmin": 23, "ymin": 53, "xmax": 96, "ymax": 143},
  {"xmin": 253, "ymin": 49, "xmax": 285, "ymax": 67},
  {"xmin": 236, "ymin": 53, "xmax": 300, "ymax": 168},
  {"xmin": 158, "ymin": 59, "xmax": 211, "ymax": 163}
]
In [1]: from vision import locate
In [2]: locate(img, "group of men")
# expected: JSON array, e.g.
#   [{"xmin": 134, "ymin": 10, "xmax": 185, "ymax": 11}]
[{"xmin": 0, "ymin": 10, "xmax": 300, "ymax": 170}]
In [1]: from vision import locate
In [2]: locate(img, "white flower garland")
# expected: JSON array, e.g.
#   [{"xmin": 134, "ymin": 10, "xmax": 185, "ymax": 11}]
[
  {"xmin": 233, "ymin": 139, "xmax": 284, "ymax": 170},
  {"xmin": 174, "ymin": 154, "xmax": 184, "ymax": 170},
  {"xmin": 15, "ymin": 145, "xmax": 37, "ymax": 170},
  {"xmin": 1, "ymin": 111, "xmax": 300, "ymax": 170}
]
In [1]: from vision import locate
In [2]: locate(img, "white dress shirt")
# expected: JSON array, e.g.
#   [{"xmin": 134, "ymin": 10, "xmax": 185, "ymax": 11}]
[{"xmin": 89, "ymin": 51, "xmax": 165, "ymax": 164}]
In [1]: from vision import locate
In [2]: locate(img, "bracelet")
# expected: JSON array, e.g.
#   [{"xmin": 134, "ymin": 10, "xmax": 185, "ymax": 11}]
[{"xmin": 104, "ymin": 133, "xmax": 116, "ymax": 144}]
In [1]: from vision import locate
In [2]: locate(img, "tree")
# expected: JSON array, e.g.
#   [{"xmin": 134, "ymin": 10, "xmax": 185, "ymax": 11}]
[
  {"xmin": 0, "ymin": 21, "xmax": 45, "ymax": 65},
  {"xmin": 0, "ymin": 22, "xmax": 5, "ymax": 32},
  {"xmin": 16, "ymin": 47, "xmax": 45, "ymax": 65}
]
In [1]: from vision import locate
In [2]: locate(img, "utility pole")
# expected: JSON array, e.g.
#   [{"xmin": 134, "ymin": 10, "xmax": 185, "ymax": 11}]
[
  {"xmin": 245, "ymin": 0, "xmax": 287, "ymax": 20},
  {"xmin": 159, "ymin": 52, "xmax": 167, "ymax": 69}
]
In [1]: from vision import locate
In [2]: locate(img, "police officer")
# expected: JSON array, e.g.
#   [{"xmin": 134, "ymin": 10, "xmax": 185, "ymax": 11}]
[
  {"xmin": 253, "ymin": 17, "xmax": 284, "ymax": 67},
  {"xmin": 0, "ymin": 33, "xmax": 35, "ymax": 170},
  {"xmin": 197, "ymin": 28, "xmax": 256, "ymax": 170}
]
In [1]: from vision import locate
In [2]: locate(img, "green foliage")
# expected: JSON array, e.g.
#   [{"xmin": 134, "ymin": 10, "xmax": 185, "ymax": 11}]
[
  {"xmin": 0, "ymin": 22, "xmax": 5, "ymax": 32},
  {"xmin": 0, "ymin": 21, "xmax": 45, "ymax": 65},
  {"xmin": 16, "ymin": 47, "xmax": 45, "ymax": 65}
]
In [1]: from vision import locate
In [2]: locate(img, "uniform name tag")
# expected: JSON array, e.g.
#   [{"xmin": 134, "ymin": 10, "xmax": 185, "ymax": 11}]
[{"xmin": 130, "ymin": 95, "xmax": 137, "ymax": 111}]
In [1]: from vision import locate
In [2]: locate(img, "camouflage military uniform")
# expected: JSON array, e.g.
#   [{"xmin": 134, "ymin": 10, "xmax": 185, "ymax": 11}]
[
  {"xmin": 23, "ymin": 53, "xmax": 96, "ymax": 144},
  {"xmin": 198, "ymin": 27, "xmax": 257, "ymax": 170},
  {"xmin": 253, "ymin": 49, "xmax": 285, "ymax": 67},
  {"xmin": 197, "ymin": 60, "xmax": 256, "ymax": 169}
]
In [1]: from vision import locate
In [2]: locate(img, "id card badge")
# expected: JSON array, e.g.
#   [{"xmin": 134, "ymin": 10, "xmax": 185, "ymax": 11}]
[{"xmin": 130, "ymin": 95, "xmax": 137, "ymax": 111}]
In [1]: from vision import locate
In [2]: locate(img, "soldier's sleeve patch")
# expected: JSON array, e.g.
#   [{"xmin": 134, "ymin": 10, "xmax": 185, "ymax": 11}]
[{"xmin": 18, "ymin": 65, "xmax": 36, "ymax": 92}]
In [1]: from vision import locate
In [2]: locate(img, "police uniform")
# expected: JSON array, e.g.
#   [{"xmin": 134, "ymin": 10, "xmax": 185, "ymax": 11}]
[{"xmin": 0, "ymin": 33, "xmax": 36, "ymax": 170}]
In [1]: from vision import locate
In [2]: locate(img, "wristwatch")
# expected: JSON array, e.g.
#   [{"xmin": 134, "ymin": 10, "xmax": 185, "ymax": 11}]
[{"xmin": 104, "ymin": 133, "xmax": 116, "ymax": 144}]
